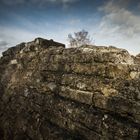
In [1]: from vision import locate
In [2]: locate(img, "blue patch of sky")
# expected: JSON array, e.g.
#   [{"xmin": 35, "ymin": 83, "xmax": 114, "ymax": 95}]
[
  {"xmin": 0, "ymin": 0, "xmax": 105, "ymax": 24},
  {"xmin": 128, "ymin": 0, "xmax": 140, "ymax": 15},
  {"xmin": 0, "ymin": 0, "xmax": 106, "ymax": 40}
]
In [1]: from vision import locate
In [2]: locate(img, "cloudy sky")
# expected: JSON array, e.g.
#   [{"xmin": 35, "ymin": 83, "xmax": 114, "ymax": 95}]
[{"xmin": 0, "ymin": 0, "xmax": 140, "ymax": 55}]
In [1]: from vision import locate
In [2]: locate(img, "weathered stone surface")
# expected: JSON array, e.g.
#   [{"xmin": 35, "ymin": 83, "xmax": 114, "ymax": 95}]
[{"xmin": 0, "ymin": 38, "xmax": 140, "ymax": 140}]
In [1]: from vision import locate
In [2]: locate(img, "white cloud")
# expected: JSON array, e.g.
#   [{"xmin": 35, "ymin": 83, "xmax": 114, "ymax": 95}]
[
  {"xmin": 1, "ymin": 0, "xmax": 140, "ymax": 56},
  {"xmin": 95, "ymin": 0, "xmax": 140, "ymax": 55},
  {"xmin": 99, "ymin": 0, "xmax": 140, "ymax": 36},
  {"xmin": 68, "ymin": 19, "xmax": 81, "ymax": 25},
  {"xmin": 0, "ymin": 26, "xmax": 39, "ymax": 55},
  {"xmin": 0, "ymin": 40, "xmax": 8, "ymax": 47}
]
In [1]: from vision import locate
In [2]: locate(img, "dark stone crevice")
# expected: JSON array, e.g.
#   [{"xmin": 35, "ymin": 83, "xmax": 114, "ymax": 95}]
[{"xmin": 0, "ymin": 38, "xmax": 140, "ymax": 140}]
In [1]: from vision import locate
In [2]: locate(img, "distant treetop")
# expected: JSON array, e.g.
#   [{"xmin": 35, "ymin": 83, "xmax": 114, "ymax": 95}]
[{"xmin": 67, "ymin": 29, "xmax": 93, "ymax": 48}]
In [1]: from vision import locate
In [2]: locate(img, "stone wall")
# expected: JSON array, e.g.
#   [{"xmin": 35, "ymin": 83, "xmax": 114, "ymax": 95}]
[{"xmin": 0, "ymin": 38, "xmax": 140, "ymax": 140}]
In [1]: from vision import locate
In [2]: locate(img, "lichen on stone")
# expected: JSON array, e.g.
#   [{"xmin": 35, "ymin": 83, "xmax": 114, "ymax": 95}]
[{"xmin": 0, "ymin": 38, "xmax": 140, "ymax": 140}]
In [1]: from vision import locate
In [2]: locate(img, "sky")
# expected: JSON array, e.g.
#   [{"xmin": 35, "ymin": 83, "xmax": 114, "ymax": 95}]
[{"xmin": 0, "ymin": 0, "xmax": 140, "ymax": 55}]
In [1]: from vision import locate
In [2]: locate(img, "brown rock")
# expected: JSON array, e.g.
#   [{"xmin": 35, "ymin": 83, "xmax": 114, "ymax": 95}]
[{"xmin": 0, "ymin": 38, "xmax": 140, "ymax": 140}]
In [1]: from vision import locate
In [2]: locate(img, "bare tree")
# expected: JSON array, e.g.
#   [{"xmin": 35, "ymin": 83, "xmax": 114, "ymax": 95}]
[{"xmin": 68, "ymin": 29, "xmax": 92, "ymax": 47}]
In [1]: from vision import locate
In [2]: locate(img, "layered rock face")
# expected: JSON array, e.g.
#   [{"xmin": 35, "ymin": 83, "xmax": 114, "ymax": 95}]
[{"xmin": 0, "ymin": 38, "xmax": 140, "ymax": 140}]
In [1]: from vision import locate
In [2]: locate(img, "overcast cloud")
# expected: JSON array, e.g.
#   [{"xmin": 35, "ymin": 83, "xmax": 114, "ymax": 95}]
[{"xmin": 95, "ymin": 0, "xmax": 140, "ymax": 54}]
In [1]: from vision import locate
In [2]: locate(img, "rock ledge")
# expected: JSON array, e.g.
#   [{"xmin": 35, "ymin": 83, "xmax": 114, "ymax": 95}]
[{"xmin": 0, "ymin": 38, "xmax": 140, "ymax": 140}]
